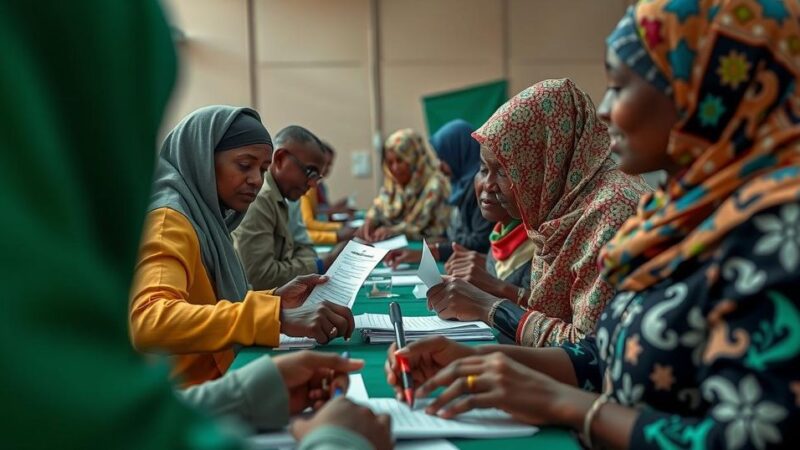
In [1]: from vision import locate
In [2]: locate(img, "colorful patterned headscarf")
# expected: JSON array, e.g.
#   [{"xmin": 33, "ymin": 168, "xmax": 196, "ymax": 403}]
[
  {"xmin": 600, "ymin": 0, "xmax": 800, "ymax": 291},
  {"xmin": 474, "ymin": 79, "xmax": 651, "ymax": 346},
  {"xmin": 367, "ymin": 129, "xmax": 451, "ymax": 238}
]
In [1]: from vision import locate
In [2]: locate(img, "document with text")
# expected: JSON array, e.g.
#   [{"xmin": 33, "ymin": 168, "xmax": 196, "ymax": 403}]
[{"xmin": 305, "ymin": 240, "xmax": 389, "ymax": 308}]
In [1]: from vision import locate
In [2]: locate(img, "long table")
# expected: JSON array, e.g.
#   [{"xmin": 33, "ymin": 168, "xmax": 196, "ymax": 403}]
[{"xmin": 232, "ymin": 251, "xmax": 580, "ymax": 449}]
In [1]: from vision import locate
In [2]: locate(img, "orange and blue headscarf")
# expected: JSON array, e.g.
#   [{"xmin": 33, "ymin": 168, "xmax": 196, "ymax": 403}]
[{"xmin": 600, "ymin": 0, "xmax": 800, "ymax": 291}]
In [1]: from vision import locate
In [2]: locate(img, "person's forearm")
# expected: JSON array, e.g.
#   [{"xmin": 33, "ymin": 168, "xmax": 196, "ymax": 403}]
[
  {"xmin": 476, "ymin": 345, "xmax": 578, "ymax": 387},
  {"xmin": 495, "ymin": 282, "xmax": 523, "ymax": 302},
  {"xmin": 177, "ymin": 356, "xmax": 290, "ymax": 431},
  {"xmin": 556, "ymin": 389, "xmax": 638, "ymax": 450}
]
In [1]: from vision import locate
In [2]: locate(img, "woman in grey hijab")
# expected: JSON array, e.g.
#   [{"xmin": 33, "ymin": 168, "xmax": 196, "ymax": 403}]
[{"xmin": 129, "ymin": 105, "xmax": 355, "ymax": 387}]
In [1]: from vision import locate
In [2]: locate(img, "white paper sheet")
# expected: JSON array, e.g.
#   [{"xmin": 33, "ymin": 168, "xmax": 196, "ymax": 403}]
[
  {"xmin": 305, "ymin": 240, "xmax": 389, "ymax": 309},
  {"xmin": 362, "ymin": 274, "xmax": 422, "ymax": 287},
  {"xmin": 355, "ymin": 313, "xmax": 490, "ymax": 332},
  {"xmin": 396, "ymin": 440, "xmax": 458, "ymax": 450},
  {"xmin": 247, "ymin": 435, "xmax": 456, "ymax": 450},
  {"xmin": 412, "ymin": 284, "xmax": 428, "ymax": 299},
  {"xmin": 347, "ymin": 218, "xmax": 365, "ymax": 228},
  {"xmin": 247, "ymin": 385, "xmax": 534, "ymax": 448},
  {"xmin": 416, "ymin": 239, "xmax": 443, "ymax": 288},
  {"xmin": 371, "ymin": 234, "xmax": 409, "ymax": 251},
  {"xmin": 275, "ymin": 334, "xmax": 316, "ymax": 350},
  {"xmin": 391, "ymin": 274, "xmax": 423, "ymax": 286},
  {"xmin": 247, "ymin": 374, "xmax": 371, "ymax": 450},
  {"xmin": 356, "ymin": 313, "xmax": 494, "ymax": 343},
  {"xmin": 366, "ymin": 398, "xmax": 538, "ymax": 439},
  {"xmin": 371, "ymin": 266, "xmax": 416, "ymax": 276},
  {"xmin": 345, "ymin": 373, "xmax": 369, "ymax": 404}
]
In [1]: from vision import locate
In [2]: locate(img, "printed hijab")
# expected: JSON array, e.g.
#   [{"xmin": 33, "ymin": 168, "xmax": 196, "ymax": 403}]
[
  {"xmin": 600, "ymin": 1, "xmax": 800, "ymax": 291},
  {"xmin": 474, "ymin": 79, "xmax": 650, "ymax": 346}
]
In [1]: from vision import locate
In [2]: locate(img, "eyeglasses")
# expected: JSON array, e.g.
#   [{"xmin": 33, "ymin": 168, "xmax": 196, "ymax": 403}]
[{"xmin": 284, "ymin": 151, "xmax": 322, "ymax": 181}]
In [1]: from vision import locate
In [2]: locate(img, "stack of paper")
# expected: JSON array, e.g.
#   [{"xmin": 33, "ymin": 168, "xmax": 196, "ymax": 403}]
[
  {"xmin": 275, "ymin": 334, "xmax": 316, "ymax": 350},
  {"xmin": 247, "ymin": 374, "xmax": 537, "ymax": 449},
  {"xmin": 355, "ymin": 313, "xmax": 494, "ymax": 343},
  {"xmin": 366, "ymin": 398, "xmax": 538, "ymax": 439}
]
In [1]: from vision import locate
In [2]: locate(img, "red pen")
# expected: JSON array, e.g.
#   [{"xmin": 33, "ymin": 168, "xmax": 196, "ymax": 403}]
[{"xmin": 389, "ymin": 301, "xmax": 414, "ymax": 408}]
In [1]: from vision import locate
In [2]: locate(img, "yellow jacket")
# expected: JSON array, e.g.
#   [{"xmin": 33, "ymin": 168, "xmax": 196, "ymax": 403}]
[
  {"xmin": 129, "ymin": 207, "xmax": 281, "ymax": 387},
  {"xmin": 300, "ymin": 188, "xmax": 341, "ymax": 245}
]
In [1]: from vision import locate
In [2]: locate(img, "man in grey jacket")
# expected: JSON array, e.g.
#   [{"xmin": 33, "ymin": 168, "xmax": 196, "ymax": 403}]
[{"xmin": 234, "ymin": 126, "xmax": 338, "ymax": 289}]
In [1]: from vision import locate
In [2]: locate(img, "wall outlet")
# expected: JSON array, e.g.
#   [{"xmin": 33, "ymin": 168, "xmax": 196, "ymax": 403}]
[{"xmin": 351, "ymin": 151, "xmax": 371, "ymax": 178}]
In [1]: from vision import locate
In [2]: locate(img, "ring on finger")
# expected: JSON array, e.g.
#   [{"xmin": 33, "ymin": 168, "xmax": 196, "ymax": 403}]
[
  {"xmin": 466, "ymin": 374, "xmax": 477, "ymax": 393},
  {"xmin": 329, "ymin": 326, "xmax": 338, "ymax": 336}
]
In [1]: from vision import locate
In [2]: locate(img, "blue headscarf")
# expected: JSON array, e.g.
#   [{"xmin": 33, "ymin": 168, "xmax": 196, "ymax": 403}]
[{"xmin": 430, "ymin": 119, "xmax": 481, "ymax": 205}]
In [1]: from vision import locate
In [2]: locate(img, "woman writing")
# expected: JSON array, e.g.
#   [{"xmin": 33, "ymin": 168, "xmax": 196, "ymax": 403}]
[{"xmin": 389, "ymin": 2, "xmax": 800, "ymax": 448}]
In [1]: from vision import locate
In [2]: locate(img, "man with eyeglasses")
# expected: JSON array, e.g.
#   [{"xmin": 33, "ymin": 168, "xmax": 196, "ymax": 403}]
[{"xmin": 233, "ymin": 126, "xmax": 352, "ymax": 344}]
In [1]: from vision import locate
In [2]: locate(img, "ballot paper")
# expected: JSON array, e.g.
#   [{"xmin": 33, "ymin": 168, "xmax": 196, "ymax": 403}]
[
  {"xmin": 416, "ymin": 239, "xmax": 443, "ymax": 288},
  {"xmin": 371, "ymin": 234, "xmax": 409, "ymax": 251},
  {"xmin": 247, "ymin": 373, "xmax": 532, "ymax": 448},
  {"xmin": 355, "ymin": 313, "xmax": 494, "ymax": 343},
  {"xmin": 275, "ymin": 334, "xmax": 316, "ymax": 350},
  {"xmin": 367, "ymin": 398, "xmax": 539, "ymax": 439},
  {"xmin": 305, "ymin": 240, "xmax": 389, "ymax": 309},
  {"xmin": 248, "ymin": 434, "xmax": 455, "ymax": 450},
  {"xmin": 247, "ymin": 374, "xmax": 371, "ymax": 449}
]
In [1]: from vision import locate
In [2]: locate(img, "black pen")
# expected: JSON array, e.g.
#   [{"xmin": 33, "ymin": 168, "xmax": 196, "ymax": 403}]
[{"xmin": 389, "ymin": 301, "xmax": 414, "ymax": 408}]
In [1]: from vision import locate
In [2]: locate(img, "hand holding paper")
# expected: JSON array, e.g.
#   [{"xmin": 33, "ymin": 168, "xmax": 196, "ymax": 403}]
[{"xmin": 305, "ymin": 240, "xmax": 388, "ymax": 309}]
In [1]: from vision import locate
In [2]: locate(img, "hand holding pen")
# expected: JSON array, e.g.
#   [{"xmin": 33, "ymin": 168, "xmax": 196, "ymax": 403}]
[
  {"xmin": 273, "ymin": 350, "xmax": 363, "ymax": 414},
  {"xmin": 384, "ymin": 336, "xmax": 478, "ymax": 405}
]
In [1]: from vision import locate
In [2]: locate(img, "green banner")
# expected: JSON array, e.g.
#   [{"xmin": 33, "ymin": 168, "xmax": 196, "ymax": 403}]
[{"xmin": 422, "ymin": 79, "xmax": 508, "ymax": 136}]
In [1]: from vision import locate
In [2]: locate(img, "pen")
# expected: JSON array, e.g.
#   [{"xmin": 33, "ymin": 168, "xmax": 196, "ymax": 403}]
[
  {"xmin": 332, "ymin": 351, "xmax": 349, "ymax": 398},
  {"xmin": 389, "ymin": 301, "xmax": 414, "ymax": 408}
]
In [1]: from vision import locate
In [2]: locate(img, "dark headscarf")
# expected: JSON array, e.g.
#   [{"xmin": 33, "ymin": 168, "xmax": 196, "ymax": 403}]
[
  {"xmin": 215, "ymin": 111, "xmax": 272, "ymax": 152},
  {"xmin": 430, "ymin": 119, "xmax": 481, "ymax": 205},
  {"xmin": 149, "ymin": 106, "xmax": 270, "ymax": 300}
]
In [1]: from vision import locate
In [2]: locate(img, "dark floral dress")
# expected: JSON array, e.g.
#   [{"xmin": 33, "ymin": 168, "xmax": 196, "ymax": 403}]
[{"xmin": 564, "ymin": 202, "xmax": 800, "ymax": 449}]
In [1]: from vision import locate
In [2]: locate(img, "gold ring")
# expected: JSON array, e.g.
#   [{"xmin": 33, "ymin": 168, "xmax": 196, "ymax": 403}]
[{"xmin": 466, "ymin": 374, "xmax": 477, "ymax": 392}]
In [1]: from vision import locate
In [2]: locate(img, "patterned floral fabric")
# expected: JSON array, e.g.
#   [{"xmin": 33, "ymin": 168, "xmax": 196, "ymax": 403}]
[
  {"xmin": 473, "ymin": 79, "xmax": 652, "ymax": 347},
  {"xmin": 563, "ymin": 1, "xmax": 800, "ymax": 448},
  {"xmin": 566, "ymin": 202, "xmax": 800, "ymax": 449},
  {"xmin": 600, "ymin": 0, "xmax": 800, "ymax": 292},
  {"xmin": 366, "ymin": 129, "xmax": 451, "ymax": 240}
]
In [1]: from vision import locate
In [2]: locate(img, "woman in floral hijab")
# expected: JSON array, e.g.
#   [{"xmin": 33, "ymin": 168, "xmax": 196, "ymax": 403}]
[
  {"xmin": 358, "ymin": 128, "xmax": 451, "ymax": 241},
  {"xmin": 386, "ymin": 1, "xmax": 800, "ymax": 449},
  {"xmin": 426, "ymin": 79, "xmax": 650, "ymax": 347}
]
